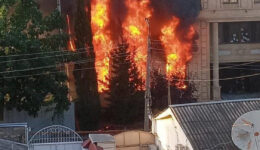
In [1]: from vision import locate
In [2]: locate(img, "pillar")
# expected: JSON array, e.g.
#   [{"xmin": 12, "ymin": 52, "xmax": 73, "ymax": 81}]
[{"xmin": 212, "ymin": 22, "xmax": 221, "ymax": 100}]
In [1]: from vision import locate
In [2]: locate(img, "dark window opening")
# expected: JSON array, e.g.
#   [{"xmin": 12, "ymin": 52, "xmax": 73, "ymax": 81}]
[
  {"xmin": 219, "ymin": 22, "xmax": 260, "ymax": 44},
  {"xmin": 0, "ymin": 103, "xmax": 3, "ymax": 121},
  {"xmin": 220, "ymin": 62, "xmax": 260, "ymax": 97}
]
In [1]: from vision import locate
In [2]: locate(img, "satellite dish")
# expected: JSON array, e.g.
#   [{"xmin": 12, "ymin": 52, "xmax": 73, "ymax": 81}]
[{"xmin": 232, "ymin": 110, "xmax": 260, "ymax": 150}]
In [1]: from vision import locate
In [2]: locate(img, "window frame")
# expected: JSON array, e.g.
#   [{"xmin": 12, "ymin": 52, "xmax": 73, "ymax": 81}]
[{"xmin": 223, "ymin": 0, "xmax": 238, "ymax": 4}]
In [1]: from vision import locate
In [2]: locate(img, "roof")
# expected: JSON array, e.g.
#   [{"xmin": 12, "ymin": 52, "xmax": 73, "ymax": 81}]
[
  {"xmin": 89, "ymin": 134, "xmax": 115, "ymax": 143},
  {"xmin": 169, "ymin": 98, "xmax": 260, "ymax": 150}
]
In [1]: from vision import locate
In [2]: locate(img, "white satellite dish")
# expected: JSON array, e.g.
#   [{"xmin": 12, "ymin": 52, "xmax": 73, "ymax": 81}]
[{"xmin": 232, "ymin": 110, "xmax": 260, "ymax": 150}]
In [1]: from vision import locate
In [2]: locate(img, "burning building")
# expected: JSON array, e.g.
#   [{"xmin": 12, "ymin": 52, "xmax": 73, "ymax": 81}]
[
  {"xmin": 38, "ymin": 0, "xmax": 260, "ymax": 102},
  {"xmin": 66, "ymin": 0, "xmax": 200, "ymax": 93},
  {"xmin": 1, "ymin": 0, "xmax": 260, "ymax": 132}
]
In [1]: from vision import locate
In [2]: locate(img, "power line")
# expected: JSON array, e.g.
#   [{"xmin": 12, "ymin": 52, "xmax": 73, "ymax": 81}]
[
  {"xmin": 0, "ymin": 61, "xmax": 133, "ymax": 80},
  {"xmin": 160, "ymin": 72, "xmax": 260, "ymax": 82},
  {"xmin": 0, "ymin": 52, "xmax": 136, "ymax": 74},
  {"xmin": 0, "ymin": 44, "xmax": 128, "ymax": 60},
  {"xmin": 0, "ymin": 48, "xmax": 86, "ymax": 58},
  {"xmin": 0, "ymin": 45, "xmax": 129, "ymax": 64}
]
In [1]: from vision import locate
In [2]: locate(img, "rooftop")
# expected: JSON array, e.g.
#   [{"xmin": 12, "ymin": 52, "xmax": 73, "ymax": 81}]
[{"xmin": 169, "ymin": 98, "xmax": 260, "ymax": 150}]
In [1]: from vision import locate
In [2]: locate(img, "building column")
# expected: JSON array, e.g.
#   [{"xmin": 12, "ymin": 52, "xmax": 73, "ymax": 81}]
[{"xmin": 212, "ymin": 22, "xmax": 221, "ymax": 100}]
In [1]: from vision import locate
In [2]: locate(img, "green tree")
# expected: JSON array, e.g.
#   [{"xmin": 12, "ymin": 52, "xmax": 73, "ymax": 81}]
[
  {"xmin": 73, "ymin": 0, "xmax": 100, "ymax": 130},
  {"xmin": 0, "ymin": 0, "xmax": 70, "ymax": 117},
  {"xmin": 105, "ymin": 43, "xmax": 144, "ymax": 126},
  {"xmin": 151, "ymin": 72, "xmax": 197, "ymax": 113}
]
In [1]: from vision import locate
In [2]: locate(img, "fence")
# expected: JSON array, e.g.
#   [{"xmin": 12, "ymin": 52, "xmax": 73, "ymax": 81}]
[
  {"xmin": 28, "ymin": 125, "xmax": 83, "ymax": 150},
  {"xmin": 0, "ymin": 138, "xmax": 28, "ymax": 150}
]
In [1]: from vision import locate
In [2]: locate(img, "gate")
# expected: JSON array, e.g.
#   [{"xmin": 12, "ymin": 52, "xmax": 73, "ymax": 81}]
[{"xmin": 29, "ymin": 125, "xmax": 83, "ymax": 150}]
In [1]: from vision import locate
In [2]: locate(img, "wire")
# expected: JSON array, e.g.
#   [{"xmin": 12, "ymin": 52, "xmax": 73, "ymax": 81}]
[
  {"xmin": 0, "ymin": 43, "xmax": 128, "ymax": 59},
  {"xmin": 155, "ymin": 69, "xmax": 260, "ymax": 82},
  {"xmin": 0, "ymin": 44, "xmax": 129, "ymax": 64},
  {"xmin": 0, "ymin": 47, "xmax": 86, "ymax": 58},
  {"xmin": 0, "ymin": 61, "xmax": 134, "ymax": 80},
  {"xmin": 0, "ymin": 51, "xmax": 87, "ymax": 64},
  {"xmin": 2, "ymin": 61, "xmax": 260, "ymax": 82},
  {"xmin": 0, "ymin": 52, "xmax": 136, "ymax": 74}
]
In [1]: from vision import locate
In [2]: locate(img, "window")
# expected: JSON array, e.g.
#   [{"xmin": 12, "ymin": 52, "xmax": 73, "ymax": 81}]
[
  {"xmin": 223, "ymin": 0, "xmax": 238, "ymax": 4},
  {"xmin": 0, "ymin": 103, "xmax": 3, "ymax": 121},
  {"xmin": 220, "ymin": 63, "xmax": 260, "ymax": 95},
  {"xmin": 219, "ymin": 22, "xmax": 260, "ymax": 44}
]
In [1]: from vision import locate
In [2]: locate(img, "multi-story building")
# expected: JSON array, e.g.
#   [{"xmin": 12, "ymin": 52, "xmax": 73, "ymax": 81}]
[{"xmin": 190, "ymin": 0, "xmax": 260, "ymax": 101}]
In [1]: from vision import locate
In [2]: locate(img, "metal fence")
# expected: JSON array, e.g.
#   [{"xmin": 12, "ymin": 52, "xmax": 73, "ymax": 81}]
[{"xmin": 28, "ymin": 125, "xmax": 83, "ymax": 150}]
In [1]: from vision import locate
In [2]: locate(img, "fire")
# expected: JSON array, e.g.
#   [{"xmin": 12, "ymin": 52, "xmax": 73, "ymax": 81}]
[
  {"xmin": 91, "ymin": 0, "xmax": 112, "ymax": 92},
  {"xmin": 122, "ymin": 0, "xmax": 152, "ymax": 81},
  {"xmin": 160, "ymin": 17, "xmax": 195, "ymax": 89},
  {"xmin": 66, "ymin": 15, "xmax": 76, "ymax": 51}
]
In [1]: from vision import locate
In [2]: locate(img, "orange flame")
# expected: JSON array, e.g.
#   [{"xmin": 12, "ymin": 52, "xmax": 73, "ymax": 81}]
[
  {"xmin": 122, "ymin": 0, "xmax": 152, "ymax": 81},
  {"xmin": 66, "ymin": 15, "xmax": 76, "ymax": 52},
  {"xmin": 160, "ymin": 17, "xmax": 195, "ymax": 89},
  {"xmin": 91, "ymin": 0, "xmax": 112, "ymax": 92}
]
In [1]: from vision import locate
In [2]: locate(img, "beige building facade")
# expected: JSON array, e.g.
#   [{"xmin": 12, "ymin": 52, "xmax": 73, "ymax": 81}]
[{"xmin": 190, "ymin": 0, "xmax": 260, "ymax": 101}]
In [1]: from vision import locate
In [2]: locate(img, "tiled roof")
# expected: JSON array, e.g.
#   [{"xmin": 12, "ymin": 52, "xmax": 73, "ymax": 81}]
[{"xmin": 170, "ymin": 99, "xmax": 260, "ymax": 150}]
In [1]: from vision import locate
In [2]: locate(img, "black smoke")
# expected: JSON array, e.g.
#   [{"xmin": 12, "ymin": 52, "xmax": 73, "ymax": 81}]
[
  {"xmin": 150, "ymin": 0, "xmax": 200, "ymax": 24},
  {"xmin": 149, "ymin": 0, "xmax": 200, "ymax": 37}
]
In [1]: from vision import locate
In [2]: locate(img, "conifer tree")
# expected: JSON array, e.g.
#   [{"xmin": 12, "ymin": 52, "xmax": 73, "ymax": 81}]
[
  {"xmin": 105, "ymin": 43, "xmax": 144, "ymax": 125},
  {"xmin": 73, "ymin": 0, "xmax": 100, "ymax": 130}
]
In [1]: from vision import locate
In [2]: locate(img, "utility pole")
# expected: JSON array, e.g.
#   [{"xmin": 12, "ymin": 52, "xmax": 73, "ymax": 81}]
[
  {"xmin": 57, "ymin": 0, "xmax": 61, "ymax": 13},
  {"xmin": 168, "ymin": 78, "xmax": 171, "ymax": 105},
  {"xmin": 144, "ymin": 18, "xmax": 152, "ymax": 132}
]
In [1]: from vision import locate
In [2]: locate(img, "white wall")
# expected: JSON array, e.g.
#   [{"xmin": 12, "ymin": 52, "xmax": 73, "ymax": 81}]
[
  {"xmin": 30, "ymin": 143, "xmax": 82, "ymax": 150},
  {"xmin": 153, "ymin": 109, "xmax": 193, "ymax": 150}
]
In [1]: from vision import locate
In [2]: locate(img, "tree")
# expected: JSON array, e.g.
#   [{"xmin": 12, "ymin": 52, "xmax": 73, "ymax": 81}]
[
  {"xmin": 0, "ymin": 0, "xmax": 70, "ymax": 117},
  {"xmin": 73, "ymin": 0, "xmax": 100, "ymax": 130},
  {"xmin": 151, "ymin": 72, "xmax": 197, "ymax": 113},
  {"xmin": 105, "ymin": 43, "xmax": 144, "ymax": 126},
  {"xmin": 169, "ymin": 74, "xmax": 197, "ymax": 104}
]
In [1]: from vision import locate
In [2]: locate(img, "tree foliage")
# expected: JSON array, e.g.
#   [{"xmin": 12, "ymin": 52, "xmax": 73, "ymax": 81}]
[
  {"xmin": 73, "ymin": 0, "xmax": 100, "ymax": 130},
  {"xmin": 105, "ymin": 43, "xmax": 144, "ymax": 125},
  {"xmin": 0, "ymin": 0, "xmax": 70, "ymax": 116},
  {"xmin": 151, "ymin": 71, "xmax": 197, "ymax": 113}
]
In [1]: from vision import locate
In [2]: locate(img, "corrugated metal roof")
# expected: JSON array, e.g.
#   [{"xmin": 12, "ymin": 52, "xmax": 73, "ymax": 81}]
[
  {"xmin": 89, "ymin": 134, "xmax": 115, "ymax": 143},
  {"xmin": 170, "ymin": 99, "xmax": 260, "ymax": 150}
]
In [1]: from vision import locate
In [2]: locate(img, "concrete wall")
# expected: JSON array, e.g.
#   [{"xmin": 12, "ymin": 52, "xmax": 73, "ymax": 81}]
[
  {"xmin": 188, "ymin": 21, "xmax": 211, "ymax": 101},
  {"xmin": 219, "ymin": 43, "xmax": 260, "ymax": 63},
  {"xmin": 200, "ymin": 0, "xmax": 260, "ymax": 22},
  {"xmin": 2, "ymin": 103, "xmax": 75, "ymax": 133}
]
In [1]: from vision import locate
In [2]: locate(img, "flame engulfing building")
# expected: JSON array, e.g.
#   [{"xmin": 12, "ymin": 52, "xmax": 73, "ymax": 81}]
[{"xmin": 36, "ymin": 0, "xmax": 260, "ymax": 103}]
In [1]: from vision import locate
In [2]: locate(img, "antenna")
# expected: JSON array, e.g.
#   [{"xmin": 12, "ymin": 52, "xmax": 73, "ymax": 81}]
[{"xmin": 232, "ymin": 110, "xmax": 260, "ymax": 150}]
